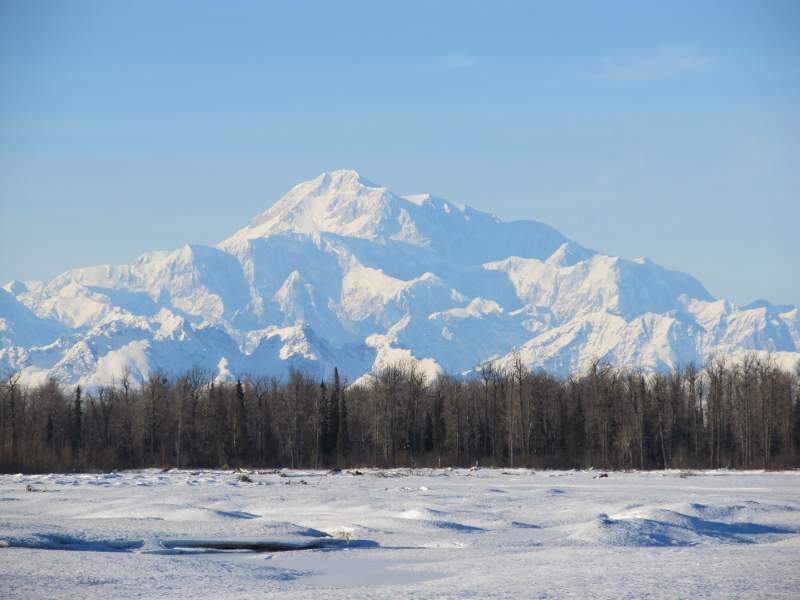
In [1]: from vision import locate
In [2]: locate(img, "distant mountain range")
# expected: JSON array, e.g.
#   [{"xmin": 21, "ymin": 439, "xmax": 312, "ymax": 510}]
[{"xmin": 2, "ymin": 169, "xmax": 798, "ymax": 386}]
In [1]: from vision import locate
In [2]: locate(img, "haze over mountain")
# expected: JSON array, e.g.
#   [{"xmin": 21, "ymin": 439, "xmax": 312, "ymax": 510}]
[{"xmin": 2, "ymin": 170, "xmax": 798, "ymax": 386}]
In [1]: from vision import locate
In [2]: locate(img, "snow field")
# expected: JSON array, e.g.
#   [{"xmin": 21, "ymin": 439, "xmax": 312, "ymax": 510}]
[{"xmin": 1, "ymin": 469, "xmax": 799, "ymax": 598}]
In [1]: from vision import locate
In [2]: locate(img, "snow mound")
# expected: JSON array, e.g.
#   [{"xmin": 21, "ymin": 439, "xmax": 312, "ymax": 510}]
[
  {"xmin": 570, "ymin": 506, "xmax": 794, "ymax": 547},
  {"xmin": 395, "ymin": 507, "xmax": 487, "ymax": 532},
  {"xmin": 397, "ymin": 507, "xmax": 447, "ymax": 520}
]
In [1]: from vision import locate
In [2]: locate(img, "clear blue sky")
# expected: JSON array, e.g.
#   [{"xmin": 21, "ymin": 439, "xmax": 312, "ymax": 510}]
[{"xmin": 1, "ymin": 1, "xmax": 798, "ymax": 306}]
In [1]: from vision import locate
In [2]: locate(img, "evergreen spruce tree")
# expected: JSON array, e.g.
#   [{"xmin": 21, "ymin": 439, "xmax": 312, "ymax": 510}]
[
  {"xmin": 335, "ymin": 369, "xmax": 349, "ymax": 461},
  {"xmin": 318, "ymin": 380, "xmax": 329, "ymax": 460},
  {"xmin": 71, "ymin": 385, "xmax": 82, "ymax": 461},
  {"xmin": 235, "ymin": 379, "xmax": 248, "ymax": 462},
  {"xmin": 46, "ymin": 414, "xmax": 54, "ymax": 448},
  {"xmin": 328, "ymin": 369, "xmax": 340, "ymax": 459},
  {"xmin": 424, "ymin": 412, "xmax": 434, "ymax": 452},
  {"xmin": 432, "ymin": 388, "xmax": 446, "ymax": 452},
  {"xmin": 567, "ymin": 392, "xmax": 586, "ymax": 467}
]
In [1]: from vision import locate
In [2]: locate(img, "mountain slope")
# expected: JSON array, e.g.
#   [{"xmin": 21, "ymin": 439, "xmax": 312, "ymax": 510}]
[{"xmin": 2, "ymin": 170, "xmax": 798, "ymax": 385}]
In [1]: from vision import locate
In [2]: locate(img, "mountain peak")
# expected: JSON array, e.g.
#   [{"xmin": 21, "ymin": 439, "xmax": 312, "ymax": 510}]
[
  {"xmin": 2, "ymin": 280, "xmax": 30, "ymax": 295},
  {"xmin": 220, "ymin": 169, "xmax": 400, "ymax": 248},
  {"xmin": 319, "ymin": 169, "xmax": 376, "ymax": 188},
  {"xmin": 219, "ymin": 170, "xmax": 578, "ymax": 265},
  {"xmin": 4, "ymin": 170, "xmax": 798, "ymax": 387},
  {"xmin": 288, "ymin": 169, "xmax": 382, "ymax": 201}
]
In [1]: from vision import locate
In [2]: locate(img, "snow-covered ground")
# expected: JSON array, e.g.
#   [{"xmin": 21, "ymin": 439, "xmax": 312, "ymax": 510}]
[{"xmin": 1, "ymin": 469, "xmax": 799, "ymax": 598}]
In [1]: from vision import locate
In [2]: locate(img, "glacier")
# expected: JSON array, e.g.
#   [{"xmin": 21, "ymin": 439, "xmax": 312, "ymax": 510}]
[{"xmin": 2, "ymin": 169, "xmax": 798, "ymax": 386}]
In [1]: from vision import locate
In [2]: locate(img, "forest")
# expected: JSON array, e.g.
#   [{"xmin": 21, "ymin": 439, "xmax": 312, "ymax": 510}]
[{"xmin": 1, "ymin": 354, "xmax": 799, "ymax": 473}]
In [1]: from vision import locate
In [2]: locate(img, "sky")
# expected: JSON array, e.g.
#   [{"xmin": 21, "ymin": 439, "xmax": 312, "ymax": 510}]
[{"xmin": 1, "ymin": 0, "xmax": 798, "ymax": 306}]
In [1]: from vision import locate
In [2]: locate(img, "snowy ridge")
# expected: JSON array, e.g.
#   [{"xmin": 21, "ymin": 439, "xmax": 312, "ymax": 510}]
[{"xmin": 2, "ymin": 169, "xmax": 798, "ymax": 386}]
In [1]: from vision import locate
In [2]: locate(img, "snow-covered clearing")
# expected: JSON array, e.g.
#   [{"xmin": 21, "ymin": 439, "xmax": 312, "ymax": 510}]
[{"xmin": 1, "ymin": 469, "xmax": 799, "ymax": 598}]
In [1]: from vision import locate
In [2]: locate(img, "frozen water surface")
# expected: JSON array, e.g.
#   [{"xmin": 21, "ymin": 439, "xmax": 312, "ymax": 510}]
[{"xmin": 1, "ymin": 469, "xmax": 799, "ymax": 598}]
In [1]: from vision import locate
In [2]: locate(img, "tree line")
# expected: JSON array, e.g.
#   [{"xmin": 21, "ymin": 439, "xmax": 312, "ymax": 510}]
[{"xmin": 1, "ymin": 354, "xmax": 799, "ymax": 473}]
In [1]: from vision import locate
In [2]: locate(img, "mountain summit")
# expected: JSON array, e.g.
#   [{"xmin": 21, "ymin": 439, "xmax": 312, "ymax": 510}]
[
  {"xmin": 2, "ymin": 171, "xmax": 798, "ymax": 386},
  {"xmin": 221, "ymin": 170, "xmax": 402, "ymax": 245},
  {"xmin": 221, "ymin": 169, "xmax": 571, "ymax": 265}
]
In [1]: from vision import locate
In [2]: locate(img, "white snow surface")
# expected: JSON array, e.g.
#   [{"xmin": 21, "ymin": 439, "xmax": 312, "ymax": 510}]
[
  {"xmin": 1, "ymin": 469, "xmax": 799, "ymax": 598},
  {"xmin": 2, "ymin": 169, "xmax": 799, "ymax": 386}
]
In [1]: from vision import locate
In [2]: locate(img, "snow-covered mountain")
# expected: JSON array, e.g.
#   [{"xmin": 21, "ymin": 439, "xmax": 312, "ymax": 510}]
[{"xmin": 2, "ymin": 170, "xmax": 798, "ymax": 386}]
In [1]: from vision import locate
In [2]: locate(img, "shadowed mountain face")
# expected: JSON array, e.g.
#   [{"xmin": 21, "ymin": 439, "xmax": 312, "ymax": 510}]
[{"xmin": 2, "ymin": 170, "xmax": 798, "ymax": 386}]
